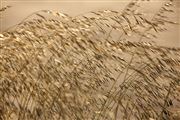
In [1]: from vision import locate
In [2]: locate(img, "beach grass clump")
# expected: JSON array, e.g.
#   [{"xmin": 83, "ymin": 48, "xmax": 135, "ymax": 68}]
[{"xmin": 0, "ymin": 0, "xmax": 180, "ymax": 119}]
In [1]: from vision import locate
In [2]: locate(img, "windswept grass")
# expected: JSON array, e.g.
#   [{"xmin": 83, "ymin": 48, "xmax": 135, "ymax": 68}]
[{"xmin": 0, "ymin": 0, "xmax": 179, "ymax": 120}]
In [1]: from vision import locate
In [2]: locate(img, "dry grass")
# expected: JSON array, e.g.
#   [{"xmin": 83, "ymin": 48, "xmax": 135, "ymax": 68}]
[{"xmin": 0, "ymin": 0, "xmax": 180, "ymax": 120}]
